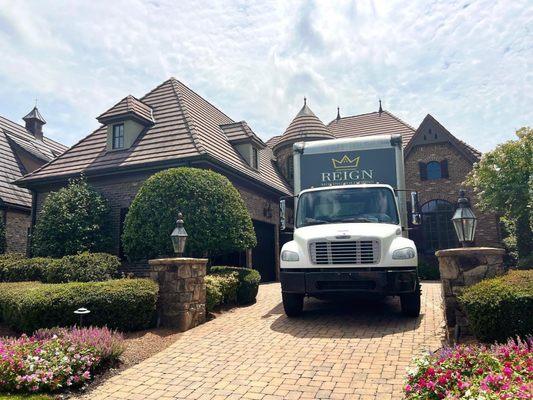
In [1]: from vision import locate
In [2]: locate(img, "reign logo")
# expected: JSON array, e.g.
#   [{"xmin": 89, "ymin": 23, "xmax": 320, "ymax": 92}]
[{"xmin": 319, "ymin": 153, "xmax": 374, "ymax": 184}]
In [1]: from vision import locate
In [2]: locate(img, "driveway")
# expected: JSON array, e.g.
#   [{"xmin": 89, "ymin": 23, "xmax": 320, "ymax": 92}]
[{"xmin": 86, "ymin": 282, "xmax": 444, "ymax": 400}]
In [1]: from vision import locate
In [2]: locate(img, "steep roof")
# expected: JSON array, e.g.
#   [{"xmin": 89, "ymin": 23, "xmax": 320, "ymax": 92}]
[
  {"xmin": 17, "ymin": 78, "xmax": 291, "ymax": 195},
  {"xmin": 97, "ymin": 95, "xmax": 154, "ymax": 125},
  {"xmin": 272, "ymin": 100, "xmax": 334, "ymax": 150},
  {"xmin": 220, "ymin": 121, "xmax": 266, "ymax": 148},
  {"xmin": 23, "ymin": 107, "xmax": 46, "ymax": 124},
  {"xmin": 404, "ymin": 114, "xmax": 481, "ymax": 162},
  {"xmin": 0, "ymin": 115, "xmax": 67, "ymax": 208},
  {"xmin": 327, "ymin": 110, "xmax": 416, "ymax": 147}
]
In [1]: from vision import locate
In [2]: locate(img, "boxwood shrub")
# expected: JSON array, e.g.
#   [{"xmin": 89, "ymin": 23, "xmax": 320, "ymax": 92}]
[
  {"xmin": 0, "ymin": 252, "xmax": 120, "ymax": 283},
  {"xmin": 459, "ymin": 270, "xmax": 533, "ymax": 342},
  {"xmin": 0, "ymin": 279, "xmax": 158, "ymax": 333},
  {"xmin": 210, "ymin": 266, "xmax": 261, "ymax": 304},
  {"xmin": 205, "ymin": 275, "xmax": 224, "ymax": 312}
]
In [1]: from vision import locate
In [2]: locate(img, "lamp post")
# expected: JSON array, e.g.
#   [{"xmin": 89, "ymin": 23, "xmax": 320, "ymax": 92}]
[
  {"xmin": 452, "ymin": 190, "xmax": 477, "ymax": 247},
  {"xmin": 171, "ymin": 212, "xmax": 188, "ymax": 257},
  {"xmin": 74, "ymin": 307, "xmax": 90, "ymax": 326}
]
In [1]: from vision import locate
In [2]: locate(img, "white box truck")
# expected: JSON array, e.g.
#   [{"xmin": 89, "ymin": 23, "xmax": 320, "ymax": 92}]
[{"xmin": 279, "ymin": 134, "xmax": 422, "ymax": 317}]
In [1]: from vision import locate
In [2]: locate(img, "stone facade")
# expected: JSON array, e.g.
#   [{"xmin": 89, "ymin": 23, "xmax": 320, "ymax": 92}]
[
  {"xmin": 405, "ymin": 142, "xmax": 501, "ymax": 252},
  {"xmin": 148, "ymin": 257, "xmax": 207, "ymax": 331},
  {"xmin": 2, "ymin": 209, "xmax": 31, "ymax": 254},
  {"xmin": 436, "ymin": 247, "xmax": 505, "ymax": 342}
]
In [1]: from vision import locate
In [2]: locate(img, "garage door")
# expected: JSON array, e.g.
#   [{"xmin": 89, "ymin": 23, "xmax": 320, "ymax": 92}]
[{"xmin": 252, "ymin": 220, "xmax": 276, "ymax": 282}]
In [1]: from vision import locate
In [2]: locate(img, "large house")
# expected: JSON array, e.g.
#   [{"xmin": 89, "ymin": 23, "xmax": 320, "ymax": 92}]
[
  {"xmin": 15, "ymin": 78, "xmax": 500, "ymax": 279},
  {"xmin": 0, "ymin": 107, "xmax": 67, "ymax": 253}
]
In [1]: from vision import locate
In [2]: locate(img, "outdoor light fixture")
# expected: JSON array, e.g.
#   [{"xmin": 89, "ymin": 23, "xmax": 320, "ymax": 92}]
[
  {"xmin": 74, "ymin": 307, "xmax": 90, "ymax": 326},
  {"xmin": 452, "ymin": 190, "xmax": 477, "ymax": 247},
  {"xmin": 171, "ymin": 212, "xmax": 188, "ymax": 257}
]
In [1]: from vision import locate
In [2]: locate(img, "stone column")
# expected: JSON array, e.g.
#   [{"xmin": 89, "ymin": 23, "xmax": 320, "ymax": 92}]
[
  {"xmin": 148, "ymin": 257, "xmax": 208, "ymax": 331},
  {"xmin": 435, "ymin": 247, "xmax": 505, "ymax": 342}
]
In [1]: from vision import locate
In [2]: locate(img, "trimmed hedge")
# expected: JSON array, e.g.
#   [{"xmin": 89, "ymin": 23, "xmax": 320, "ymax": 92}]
[
  {"xmin": 204, "ymin": 273, "xmax": 239, "ymax": 312},
  {"xmin": 210, "ymin": 266, "xmax": 261, "ymax": 304},
  {"xmin": 0, "ymin": 279, "xmax": 158, "ymax": 333},
  {"xmin": 0, "ymin": 252, "xmax": 120, "ymax": 283},
  {"xmin": 459, "ymin": 270, "xmax": 533, "ymax": 342}
]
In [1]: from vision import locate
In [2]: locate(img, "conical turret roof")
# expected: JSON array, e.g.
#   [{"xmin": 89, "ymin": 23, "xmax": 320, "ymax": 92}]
[
  {"xmin": 23, "ymin": 107, "xmax": 46, "ymax": 124},
  {"xmin": 273, "ymin": 99, "xmax": 334, "ymax": 151}
]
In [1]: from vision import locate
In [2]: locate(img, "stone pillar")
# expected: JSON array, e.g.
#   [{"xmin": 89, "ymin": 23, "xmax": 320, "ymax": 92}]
[
  {"xmin": 435, "ymin": 247, "xmax": 505, "ymax": 342},
  {"xmin": 148, "ymin": 257, "xmax": 208, "ymax": 331}
]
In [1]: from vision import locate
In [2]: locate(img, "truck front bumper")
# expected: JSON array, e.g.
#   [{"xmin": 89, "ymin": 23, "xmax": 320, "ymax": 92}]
[{"xmin": 280, "ymin": 268, "xmax": 418, "ymax": 295}]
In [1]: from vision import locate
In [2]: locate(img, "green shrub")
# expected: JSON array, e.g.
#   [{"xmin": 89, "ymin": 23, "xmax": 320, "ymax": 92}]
[
  {"xmin": 122, "ymin": 167, "xmax": 256, "ymax": 260},
  {"xmin": 0, "ymin": 279, "xmax": 158, "ymax": 333},
  {"xmin": 32, "ymin": 177, "xmax": 112, "ymax": 257},
  {"xmin": 516, "ymin": 252, "xmax": 533, "ymax": 270},
  {"xmin": 417, "ymin": 261, "xmax": 440, "ymax": 280},
  {"xmin": 212, "ymin": 272, "xmax": 239, "ymax": 304},
  {"xmin": 210, "ymin": 266, "xmax": 261, "ymax": 304},
  {"xmin": 459, "ymin": 270, "xmax": 533, "ymax": 342},
  {"xmin": 0, "ymin": 217, "xmax": 5, "ymax": 254},
  {"xmin": 205, "ymin": 275, "xmax": 223, "ymax": 312},
  {"xmin": 0, "ymin": 253, "xmax": 120, "ymax": 283}
]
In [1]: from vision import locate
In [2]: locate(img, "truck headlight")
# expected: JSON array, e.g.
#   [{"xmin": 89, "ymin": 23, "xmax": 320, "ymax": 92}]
[
  {"xmin": 392, "ymin": 247, "xmax": 416, "ymax": 259},
  {"xmin": 281, "ymin": 250, "xmax": 300, "ymax": 261}
]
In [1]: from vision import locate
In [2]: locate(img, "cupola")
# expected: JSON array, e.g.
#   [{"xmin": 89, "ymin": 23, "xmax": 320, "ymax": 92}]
[
  {"xmin": 220, "ymin": 121, "xmax": 266, "ymax": 170},
  {"xmin": 23, "ymin": 106, "xmax": 46, "ymax": 141},
  {"xmin": 97, "ymin": 95, "xmax": 154, "ymax": 151}
]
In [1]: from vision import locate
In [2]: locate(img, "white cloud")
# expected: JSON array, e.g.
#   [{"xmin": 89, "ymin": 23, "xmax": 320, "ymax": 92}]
[{"xmin": 0, "ymin": 0, "xmax": 531, "ymax": 151}]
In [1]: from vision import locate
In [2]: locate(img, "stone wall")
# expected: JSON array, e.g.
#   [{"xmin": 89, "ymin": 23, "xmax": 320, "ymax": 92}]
[
  {"xmin": 405, "ymin": 142, "xmax": 501, "ymax": 249},
  {"xmin": 149, "ymin": 257, "xmax": 207, "ymax": 331},
  {"xmin": 2, "ymin": 209, "xmax": 31, "ymax": 254},
  {"xmin": 436, "ymin": 247, "xmax": 505, "ymax": 342}
]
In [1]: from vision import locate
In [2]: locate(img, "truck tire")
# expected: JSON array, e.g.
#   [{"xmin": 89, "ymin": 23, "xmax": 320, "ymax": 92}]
[
  {"xmin": 400, "ymin": 291, "xmax": 421, "ymax": 317},
  {"xmin": 282, "ymin": 292, "xmax": 304, "ymax": 317}
]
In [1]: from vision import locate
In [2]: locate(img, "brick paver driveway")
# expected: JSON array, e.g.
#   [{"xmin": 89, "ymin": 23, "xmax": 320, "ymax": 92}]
[{"xmin": 87, "ymin": 282, "xmax": 444, "ymax": 400}]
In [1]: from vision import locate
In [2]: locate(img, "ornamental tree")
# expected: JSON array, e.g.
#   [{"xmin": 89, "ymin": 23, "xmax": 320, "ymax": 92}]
[
  {"xmin": 122, "ymin": 167, "xmax": 256, "ymax": 260},
  {"xmin": 466, "ymin": 127, "xmax": 532, "ymax": 261},
  {"xmin": 32, "ymin": 177, "xmax": 112, "ymax": 257}
]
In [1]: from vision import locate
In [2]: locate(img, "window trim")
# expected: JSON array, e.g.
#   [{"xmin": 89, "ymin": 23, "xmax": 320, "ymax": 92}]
[
  {"xmin": 112, "ymin": 123, "xmax": 125, "ymax": 150},
  {"xmin": 252, "ymin": 147, "xmax": 259, "ymax": 170}
]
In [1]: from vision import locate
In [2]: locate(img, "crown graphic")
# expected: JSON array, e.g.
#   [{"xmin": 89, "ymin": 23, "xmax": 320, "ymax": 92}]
[{"xmin": 332, "ymin": 154, "xmax": 360, "ymax": 169}]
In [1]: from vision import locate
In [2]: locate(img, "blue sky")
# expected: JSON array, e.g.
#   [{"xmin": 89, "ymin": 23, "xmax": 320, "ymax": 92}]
[{"xmin": 0, "ymin": 0, "xmax": 531, "ymax": 151}]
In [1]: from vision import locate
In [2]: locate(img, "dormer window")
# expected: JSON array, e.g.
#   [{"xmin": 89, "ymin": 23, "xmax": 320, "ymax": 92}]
[
  {"xmin": 112, "ymin": 124, "xmax": 124, "ymax": 149},
  {"xmin": 252, "ymin": 147, "xmax": 259, "ymax": 169}
]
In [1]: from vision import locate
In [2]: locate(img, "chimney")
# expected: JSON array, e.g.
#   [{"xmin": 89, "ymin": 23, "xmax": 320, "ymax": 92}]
[{"xmin": 23, "ymin": 106, "xmax": 46, "ymax": 141}]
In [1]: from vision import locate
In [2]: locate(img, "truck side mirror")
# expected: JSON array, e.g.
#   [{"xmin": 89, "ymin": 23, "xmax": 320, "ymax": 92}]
[
  {"xmin": 411, "ymin": 191, "xmax": 421, "ymax": 226},
  {"xmin": 280, "ymin": 199, "xmax": 286, "ymax": 231}
]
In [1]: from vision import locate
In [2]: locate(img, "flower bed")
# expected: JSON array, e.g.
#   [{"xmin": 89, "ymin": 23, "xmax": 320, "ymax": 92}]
[
  {"xmin": 405, "ymin": 337, "xmax": 532, "ymax": 399},
  {"xmin": 0, "ymin": 326, "xmax": 124, "ymax": 394}
]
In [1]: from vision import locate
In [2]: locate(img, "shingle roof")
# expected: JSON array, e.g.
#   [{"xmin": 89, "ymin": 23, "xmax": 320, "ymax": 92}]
[
  {"xmin": 220, "ymin": 121, "xmax": 266, "ymax": 148},
  {"xmin": 17, "ymin": 78, "xmax": 291, "ymax": 195},
  {"xmin": 23, "ymin": 107, "xmax": 46, "ymax": 124},
  {"xmin": 0, "ymin": 115, "xmax": 67, "ymax": 208},
  {"xmin": 326, "ymin": 110, "xmax": 416, "ymax": 147},
  {"xmin": 97, "ymin": 95, "xmax": 154, "ymax": 125},
  {"xmin": 272, "ymin": 101, "xmax": 334, "ymax": 150}
]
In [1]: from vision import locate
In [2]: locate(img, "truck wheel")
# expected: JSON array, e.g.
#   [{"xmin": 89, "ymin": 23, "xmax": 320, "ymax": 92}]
[
  {"xmin": 282, "ymin": 292, "xmax": 304, "ymax": 317},
  {"xmin": 401, "ymin": 291, "xmax": 421, "ymax": 317}
]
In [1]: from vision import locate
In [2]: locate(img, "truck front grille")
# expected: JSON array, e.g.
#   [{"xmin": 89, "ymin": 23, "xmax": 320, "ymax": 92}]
[{"xmin": 310, "ymin": 240, "xmax": 380, "ymax": 265}]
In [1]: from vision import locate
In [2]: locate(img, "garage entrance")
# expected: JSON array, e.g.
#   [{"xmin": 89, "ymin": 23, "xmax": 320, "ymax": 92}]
[{"xmin": 252, "ymin": 220, "xmax": 276, "ymax": 282}]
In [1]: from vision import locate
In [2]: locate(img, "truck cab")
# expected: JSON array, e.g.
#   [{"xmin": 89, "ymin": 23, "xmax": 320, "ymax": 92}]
[{"xmin": 279, "ymin": 135, "xmax": 421, "ymax": 317}]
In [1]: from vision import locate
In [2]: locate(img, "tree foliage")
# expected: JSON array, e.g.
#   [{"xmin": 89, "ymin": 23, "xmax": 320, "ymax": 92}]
[
  {"xmin": 466, "ymin": 127, "xmax": 532, "ymax": 260},
  {"xmin": 122, "ymin": 167, "xmax": 256, "ymax": 260},
  {"xmin": 32, "ymin": 178, "xmax": 111, "ymax": 257}
]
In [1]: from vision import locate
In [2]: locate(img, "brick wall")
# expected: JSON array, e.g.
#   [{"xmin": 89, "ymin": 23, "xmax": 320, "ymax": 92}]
[
  {"xmin": 2, "ymin": 209, "xmax": 31, "ymax": 254},
  {"xmin": 405, "ymin": 142, "xmax": 501, "ymax": 249}
]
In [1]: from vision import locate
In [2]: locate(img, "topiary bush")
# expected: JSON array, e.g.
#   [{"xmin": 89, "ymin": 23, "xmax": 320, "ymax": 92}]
[
  {"xmin": 0, "ymin": 279, "xmax": 158, "ymax": 333},
  {"xmin": 210, "ymin": 266, "xmax": 261, "ymax": 304},
  {"xmin": 0, "ymin": 253, "xmax": 120, "ymax": 283},
  {"xmin": 459, "ymin": 270, "xmax": 533, "ymax": 342},
  {"xmin": 122, "ymin": 167, "xmax": 256, "ymax": 260},
  {"xmin": 32, "ymin": 177, "xmax": 112, "ymax": 257}
]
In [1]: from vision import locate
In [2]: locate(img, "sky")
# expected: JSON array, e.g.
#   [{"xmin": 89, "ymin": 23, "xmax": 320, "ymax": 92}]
[{"xmin": 0, "ymin": 0, "xmax": 531, "ymax": 151}]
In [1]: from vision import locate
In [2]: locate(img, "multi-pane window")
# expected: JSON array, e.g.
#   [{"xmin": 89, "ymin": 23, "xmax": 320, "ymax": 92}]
[
  {"xmin": 287, "ymin": 155, "xmax": 294, "ymax": 183},
  {"xmin": 419, "ymin": 160, "xmax": 449, "ymax": 180},
  {"xmin": 421, "ymin": 200, "xmax": 458, "ymax": 254},
  {"xmin": 112, "ymin": 124, "xmax": 124, "ymax": 149},
  {"xmin": 252, "ymin": 147, "xmax": 259, "ymax": 169},
  {"xmin": 426, "ymin": 161, "xmax": 442, "ymax": 180}
]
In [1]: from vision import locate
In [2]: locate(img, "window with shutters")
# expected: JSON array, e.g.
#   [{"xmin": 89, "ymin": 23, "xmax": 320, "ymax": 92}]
[{"xmin": 419, "ymin": 160, "xmax": 449, "ymax": 181}]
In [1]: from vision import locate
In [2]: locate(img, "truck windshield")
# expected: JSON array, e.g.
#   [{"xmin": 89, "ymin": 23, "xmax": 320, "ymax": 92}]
[{"xmin": 296, "ymin": 187, "xmax": 399, "ymax": 228}]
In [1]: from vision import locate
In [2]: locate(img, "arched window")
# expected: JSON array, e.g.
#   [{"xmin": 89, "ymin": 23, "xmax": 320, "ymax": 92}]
[
  {"xmin": 287, "ymin": 155, "xmax": 294, "ymax": 183},
  {"xmin": 426, "ymin": 161, "xmax": 442, "ymax": 180},
  {"xmin": 421, "ymin": 199, "xmax": 458, "ymax": 253}
]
